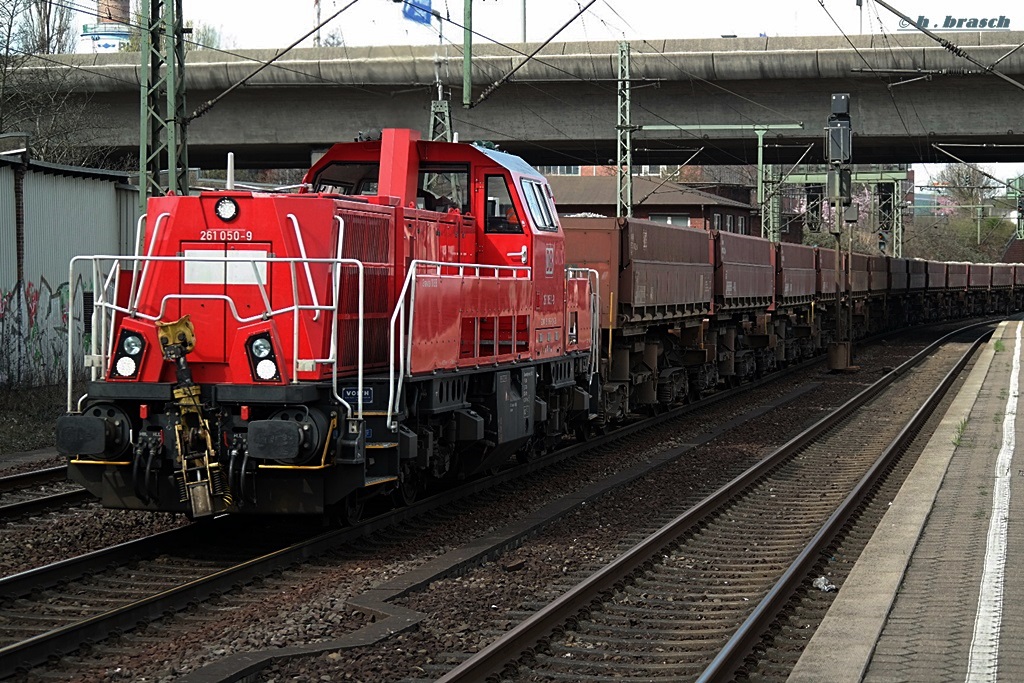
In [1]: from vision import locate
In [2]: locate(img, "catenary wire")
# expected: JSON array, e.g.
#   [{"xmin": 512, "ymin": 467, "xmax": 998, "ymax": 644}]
[
  {"xmin": 51, "ymin": 0, "xmax": 388, "ymax": 99},
  {"xmin": 817, "ymin": 0, "xmax": 927, "ymax": 164},
  {"xmin": 32, "ymin": 0, "xmax": 812, "ymax": 170}
]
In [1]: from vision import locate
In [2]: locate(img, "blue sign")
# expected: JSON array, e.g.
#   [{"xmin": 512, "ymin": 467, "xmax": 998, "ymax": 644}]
[
  {"xmin": 342, "ymin": 387, "xmax": 374, "ymax": 403},
  {"xmin": 402, "ymin": 0, "xmax": 432, "ymax": 26}
]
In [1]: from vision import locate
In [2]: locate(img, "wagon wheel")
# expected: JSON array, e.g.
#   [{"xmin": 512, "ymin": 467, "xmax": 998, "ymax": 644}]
[
  {"xmin": 516, "ymin": 438, "xmax": 539, "ymax": 464},
  {"xmin": 393, "ymin": 464, "xmax": 421, "ymax": 507},
  {"xmin": 574, "ymin": 422, "xmax": 590, "ymax": 442}
]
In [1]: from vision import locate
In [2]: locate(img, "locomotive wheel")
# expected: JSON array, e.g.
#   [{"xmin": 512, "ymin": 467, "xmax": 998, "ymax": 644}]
[
  {"xmin": 330, "ymin": 493, "xmax": 364, "ymax": 527},
  {"xmin": 574, "ymin": 423, "xmax": 590, "ymax": 442},
  {"xmin": 393, "ymin": 465, "xmax": 421, "ymax": 507}
]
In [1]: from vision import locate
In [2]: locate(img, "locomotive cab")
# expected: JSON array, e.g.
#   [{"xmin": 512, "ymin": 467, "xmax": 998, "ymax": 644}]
[{"xmin": 58, "ymin": 129, "xmax": 598, "ymax": 520}]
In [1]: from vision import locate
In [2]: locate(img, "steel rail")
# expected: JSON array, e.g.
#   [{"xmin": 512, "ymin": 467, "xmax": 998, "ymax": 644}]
[
  {"xmin": 0, "ymin": 466, "xmax": 67, "ymax": 493},
  {"xmin": 0, "ymin": 524, "xmax": 215, "ymax": 600},
  {"xmin": 0, "ymin": 490, "xmax": 93, "ymax": 519},
  {"xmin": 697, "ymin": 325, "xmax": 988, "ymax": 682},
  {"xmin": 436, "ymin": 321, "xmax": 993, "ymax": 683},
  {"xmin": 0, "ymin": 346, "xmax": 825, "ymax": 677},
  {"xmin": 1, "ymin": 319, "xmax": 981, "ymax": 677}
]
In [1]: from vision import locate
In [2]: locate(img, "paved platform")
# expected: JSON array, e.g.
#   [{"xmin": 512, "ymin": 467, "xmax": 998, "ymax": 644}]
[{"xmin": 790, "ymin": 319, "xmax": 1024, "ymax": 682}]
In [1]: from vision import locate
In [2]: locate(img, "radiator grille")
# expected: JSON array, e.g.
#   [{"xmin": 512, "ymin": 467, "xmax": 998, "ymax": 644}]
[{"xmin": 336, "ymin": 208, "xmax": 394, "ymax": 370}]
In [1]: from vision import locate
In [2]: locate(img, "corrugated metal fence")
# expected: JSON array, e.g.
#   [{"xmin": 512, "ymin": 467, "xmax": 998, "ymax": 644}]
[{"xmin": 0, "ymin": 157, "xmax": 138, "ymax": 387}]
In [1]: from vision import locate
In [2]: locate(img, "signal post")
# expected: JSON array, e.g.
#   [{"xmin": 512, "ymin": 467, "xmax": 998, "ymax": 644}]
[{"xmin": 826, "ymin": 94, "xmax": 856, "ymax": 371}]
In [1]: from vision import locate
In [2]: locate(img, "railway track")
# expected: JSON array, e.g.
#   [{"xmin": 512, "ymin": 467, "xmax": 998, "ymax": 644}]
[
  {"xmin": 0, "ymin": 352, "xmax": 831, "ymax": 678},
  {"xmin": 167, "ymin": 324, "xmax": 983, "ymax": 682},
  {"xmin": 430, "ymin": 324, "xmax": 987, "ymax": 682},
  {"xmin": 0, "ymin": 519, "xmax": 326, "ymax": 675},
  {"xmin": 0, "ymin": 466, "xmax": 90, "ymax": 519}
]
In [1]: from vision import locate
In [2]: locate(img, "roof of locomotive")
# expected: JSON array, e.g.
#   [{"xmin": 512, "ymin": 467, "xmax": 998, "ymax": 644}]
[
  {"xmin": 473, "ymin": 145, "xmax": 545, "ymax": 180},
  {"xmin": 302, "ymin": 133, "xmax": 546, "ymax": 187}
]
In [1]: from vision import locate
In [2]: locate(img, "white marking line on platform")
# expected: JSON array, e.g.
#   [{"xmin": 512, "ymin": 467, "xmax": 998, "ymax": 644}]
[{"xmin": 966, "ymin": 321, "xmax": 1022, "ymax": 682}]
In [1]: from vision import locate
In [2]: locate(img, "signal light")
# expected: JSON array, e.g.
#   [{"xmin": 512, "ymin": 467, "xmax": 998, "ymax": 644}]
[
  {"xmin": 245, "ymin": 332, "xmax": 280, "ymax": 382},
  {"xmin": 112, "ymin": 328, "xmax": 145, "ymax": 378}
]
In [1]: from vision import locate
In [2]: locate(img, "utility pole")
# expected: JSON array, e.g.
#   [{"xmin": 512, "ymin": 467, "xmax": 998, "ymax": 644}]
[
  {"xmin": 314, "ymin": 0, "xmax": 322, "ymax": 46},
  {"xmin": 625, "ymin": 123, "xmax": 803, "ymax": 237},
  {"xmin": 616, "ymin": 41, "xmax": 632, "ymax": 218},
  {"xmin": 139, "ymin": 0, "xmax": 188, "ymax": 217},
  {"xmin": 826, "ymin": 93, "xmax": 853, "ymax": 371},
  {"xmin": 463, "ymin": 0, "xmax": 472, "ymax": 107},
  {"xmin": 785, "ymin": 170, "xmax": 908, "ymax": 254},
  {"xmin": 1011, "ymin": 176, "xmax": 1024, "ymax": 239},
  {"xmin": 426, "ymin": 27, "xmax": 457, "ymax": 205},
  {"xmin": 616, "ymin": 41, "xmax": 804, "ymax": 231},
  {"xmin": 429, "ymin": 21, "xmax": 453, "ymax": 142}
]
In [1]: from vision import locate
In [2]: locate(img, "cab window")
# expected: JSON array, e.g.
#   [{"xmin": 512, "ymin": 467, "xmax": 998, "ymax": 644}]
[
  {"xmin": 484, "ymin": 175, "xmax": 522, "ymax": 234},
  {"xmin": 521, "ymin": 179, "xmax": 558, "ymax": 232},
  {"xmin": 418, "ymin": 164, "xmax": 469, "ymax": 212},
  {"xmin": 312, "ymin": 162, "xmax": 379, "ymax": 194}
]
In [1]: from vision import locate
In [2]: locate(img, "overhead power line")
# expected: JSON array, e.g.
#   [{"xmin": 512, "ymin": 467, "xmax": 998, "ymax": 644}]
[
  {"xmin": 471, "ymin": 0, "xmax": 597, "ymax": 108},
  {"xmin": 47, "ymin": 0, "xmax": 386, "ymax": 98},
  {"xmin": 188, "ymin": 0, "xmax": 364, "ymax": 121},
  {"xmin": 872, "ymin": 0, "xmax": 1024, "ymax": 94}
]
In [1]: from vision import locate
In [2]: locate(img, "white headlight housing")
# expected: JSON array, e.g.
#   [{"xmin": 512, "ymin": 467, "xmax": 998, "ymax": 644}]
[
  {"xmin": 123, "ymin": 334, "xmax": 143, "ymax": 356},
  {"xmin": 215, "ymin": 197, "xmax": 239, "ymax": 222},
  {"xmin": 256, "ymin": 359, "xmax": 278, "ymax": 381},
  {"xmin": 251, "ymin": 337, "xmax": 272, "ymax": 358},
  {"xmin": 115, "ymin": 356, "xmax": 137, "ymax": 377}
]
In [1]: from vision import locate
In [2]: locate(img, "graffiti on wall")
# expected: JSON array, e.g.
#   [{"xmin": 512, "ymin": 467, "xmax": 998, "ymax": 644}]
[{"xmin": 0, "ymin": 276, "xmax": 89, "ymax": 388}]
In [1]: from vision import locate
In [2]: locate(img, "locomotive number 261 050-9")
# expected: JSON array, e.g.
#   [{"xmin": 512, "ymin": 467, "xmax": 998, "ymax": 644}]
[{"xmin": 200, "ymin": 230, "xmax": 254, "ymax": 241}]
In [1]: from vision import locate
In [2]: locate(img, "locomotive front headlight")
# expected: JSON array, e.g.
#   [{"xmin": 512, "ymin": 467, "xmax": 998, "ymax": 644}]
[
  {"xmin": 122, "ymin": 334, "xmax": 143, "ymax": 356},
  {"xmin": 115, "ymin": 356, "xmax": 137, "ymax": 377},
  {"xmin": 255, "ymin": 359, "xmax": 278, "ymax": 381},
  {"xmin": 251, "ymin": 337, "xmax": 272, "ymax": 358},
  {"xmin": 215, "ymin": 197, "xmax": 239, "ymax": 222}
]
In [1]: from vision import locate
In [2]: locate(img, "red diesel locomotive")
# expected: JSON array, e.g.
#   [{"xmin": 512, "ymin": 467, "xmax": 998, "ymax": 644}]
[
  {"xmin": 57, "ymin": 128, "xmax": 1024, "ymax": 521},
  {"xmin": 57, "ymin": 129, "xmax": 599, "ymax": 520}
]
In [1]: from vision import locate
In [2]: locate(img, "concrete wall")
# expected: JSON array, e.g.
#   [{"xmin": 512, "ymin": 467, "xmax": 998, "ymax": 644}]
[{"xmin": 20, "ymin": 33, "xmax": 1024, "ymax": 168}]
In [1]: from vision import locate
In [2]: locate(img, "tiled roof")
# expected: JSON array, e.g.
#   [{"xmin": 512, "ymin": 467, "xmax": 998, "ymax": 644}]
[
  {"xmin": 547, "ymin": 175, "xmax": 753, "ymax": 209},
  {"xmin": 1003, "ymin": 238, "xmax": 1024, "ymax": 263}
]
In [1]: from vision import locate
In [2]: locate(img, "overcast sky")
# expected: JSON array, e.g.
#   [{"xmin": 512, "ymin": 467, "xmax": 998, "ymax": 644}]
[{"xmin": 156, "ymin": 0, "xmax": 1019, "ymax": 48}]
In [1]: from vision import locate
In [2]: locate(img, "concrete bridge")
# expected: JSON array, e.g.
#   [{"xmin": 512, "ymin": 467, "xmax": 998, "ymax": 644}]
[{"xmin": 27, "ymin": 31, "xmax": 1024, "ymax": 168}]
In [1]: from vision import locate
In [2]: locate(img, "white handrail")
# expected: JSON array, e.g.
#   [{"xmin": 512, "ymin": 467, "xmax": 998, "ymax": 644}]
[
  {"xmin": 327, "ymin": 216, "xmax": 344, "ymax": 373},
  {"xmin": 66, "ymin": 259, "xmax": 78, "ymax": 411},
  {"xmin": 66, "ymin": 252, "xmax": 366, "ymax": 421},
  {"xmin": 129, "ymin": 212, "xmax": 146, "ymax": 285},
  {"xmin": 130, "ymin": 212, "xmax": 171, "ymax": 314},
  {"xmin": 106, "ymin": 262, "xmax": 120, "ymax": 374},
  {"xmin": 387, "ymin": 259, "xmax": 533, "ymax": 430},
  {"xmin": 286, "ymin": 213, "xmax": 322, "ymax": 322},
  {"xmin": 327, "ymin": 216, "xmax": 362, "ymax": 418},
  {"xmin": 567, "ymin": 267, "xmax": 601, "ymax": 382}
]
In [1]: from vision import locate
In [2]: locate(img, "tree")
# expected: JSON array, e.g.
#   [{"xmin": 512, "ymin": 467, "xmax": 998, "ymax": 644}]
[
  {"xmin": 16, "ymin": 0, "xmax": 74, "ymax": 55},
  {"xmin": 0, "ymin": 0, "xmax": 115, "ymax": 166},
  {"xmin": 322, "ymin": 30, "xmax": 346, "ymax": 48},
  {"xmin": 188, "ymin": 22, "xmax": 232, "ymax": 51},
  {"xmin": 120, "ymin": 0, "xmax": 230, "ymax": 54},
  {"xmin": 931, "ymin": 163, "xmax": 999, "ymax": 212}
]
